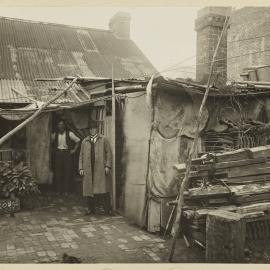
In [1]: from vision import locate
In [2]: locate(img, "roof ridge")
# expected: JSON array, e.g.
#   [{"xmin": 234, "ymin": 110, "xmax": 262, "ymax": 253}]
[{"xmin": 0, "ymin": 16, "xmax": 111, "ymax": 33}]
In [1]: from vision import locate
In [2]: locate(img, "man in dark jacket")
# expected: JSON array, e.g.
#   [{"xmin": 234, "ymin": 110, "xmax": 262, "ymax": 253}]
[
  {"xmin": 52, "ymin": 120, "xmax": 80, "ymax": 194},
  {"xmin": 79, "ymin": 120, "xmax": 112, "ymax": 215}
]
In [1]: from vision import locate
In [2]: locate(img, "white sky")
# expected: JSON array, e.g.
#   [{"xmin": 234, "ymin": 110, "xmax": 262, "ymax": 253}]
[{"xmin": 0, "ymin": 7, "xmax": 201, "ymax": 78}]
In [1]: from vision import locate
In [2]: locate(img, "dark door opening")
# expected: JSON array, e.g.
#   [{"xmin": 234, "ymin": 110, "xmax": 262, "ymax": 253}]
[{"xmin": 49, "ymin": 111, "xmax": 82, "ymax": 194}]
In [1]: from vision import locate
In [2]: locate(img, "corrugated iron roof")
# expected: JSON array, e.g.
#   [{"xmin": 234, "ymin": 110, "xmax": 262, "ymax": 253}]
[
  {"xmin": 0, "ymin": 79, "xmax": 90, "ymax": 104},
  {"xmin": 0, "ymin": 16, "xmax": 156, "ymax": 103}
]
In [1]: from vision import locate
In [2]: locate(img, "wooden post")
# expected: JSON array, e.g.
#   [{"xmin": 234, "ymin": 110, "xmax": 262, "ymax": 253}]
[
  {"xmin": 168, "ymin": 15, "xmax": 230, "ymax": 262},
  {"xmin": 0, "ymin": 78, "xmax": 78, "ymax": 147},
  {"xmin": 206, "ymin": 210, "xmax": 245, "ymax": 263},
  {"xmin": 111, "ymin": 63, "xmax": 116, "ymax": 212}
]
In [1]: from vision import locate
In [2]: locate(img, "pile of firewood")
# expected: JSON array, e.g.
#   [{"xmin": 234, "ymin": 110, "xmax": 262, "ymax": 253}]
[{"xmin": 174, "ymin": 145, "xmax": 270, "ymax": 247}]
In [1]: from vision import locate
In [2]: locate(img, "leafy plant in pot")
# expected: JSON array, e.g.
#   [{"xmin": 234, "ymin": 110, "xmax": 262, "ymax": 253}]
[{"xmin": 0, "ymin": 151, "xmax": 40, "ymax": 210}]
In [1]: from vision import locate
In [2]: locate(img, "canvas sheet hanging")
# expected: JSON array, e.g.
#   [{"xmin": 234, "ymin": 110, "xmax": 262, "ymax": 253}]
[
  {"xmin": 154, "ymin": 90, "xmax": 208, "ymax": 139},
  {"xmin": 146, "ymin": 134, "xmax": 202, "ymax": 232},
  {"xmin": 148, "ymin": 130, "xmax": 181, "ymax": 198},
  {"xmin": 147, "ymin": 198, "xmax": 161, "ymax": 232},
  {"xmin": 146, "ymin": 89, "xmax": 207, "ymax": 232},
  {"xmin": 26, "ymin": 113, "xmax": 51, "ymax": 184}
]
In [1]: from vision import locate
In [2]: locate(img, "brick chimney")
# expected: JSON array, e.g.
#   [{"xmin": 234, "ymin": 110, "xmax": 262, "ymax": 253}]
[
  {"xmin": 195, "ymin": 7, "xmax": 232, "ymax": 85},
  {"xmin": 109, "ymin": 12, "xmax": 131, "ymax": 39}
]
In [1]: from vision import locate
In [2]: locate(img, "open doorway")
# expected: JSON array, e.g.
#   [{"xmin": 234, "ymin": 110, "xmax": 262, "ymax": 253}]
[
  {"xmin": 50, "ymin": 105, "xmax": 110, "ymax": 195},
  {"xmin": 50, "ymin": 111, "xmax": 82, "ymax": 194}
]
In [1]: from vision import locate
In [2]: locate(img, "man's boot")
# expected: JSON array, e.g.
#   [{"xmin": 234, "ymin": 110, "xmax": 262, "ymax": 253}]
[
  {"xmin": 104, "ymin": 193, "xmax": 112, "ymax": 215},
  {"xmin": 84, "ymin": 196, "xmax": 95, "ymax": 215}
]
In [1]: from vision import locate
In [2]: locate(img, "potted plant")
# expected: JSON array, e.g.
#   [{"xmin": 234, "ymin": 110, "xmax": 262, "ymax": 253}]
[{"xmin": 0, "ymin": 151, "xmax": 40, "ymax": 214}]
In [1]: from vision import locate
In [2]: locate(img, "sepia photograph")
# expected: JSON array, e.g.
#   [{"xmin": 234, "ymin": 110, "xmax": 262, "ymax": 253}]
[{"xmin": 0, "ymin": 1, "xmax": 269, "ymax": 265}]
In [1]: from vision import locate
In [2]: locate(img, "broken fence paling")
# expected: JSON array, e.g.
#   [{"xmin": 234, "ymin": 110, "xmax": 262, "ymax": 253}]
[{"xmin": 173, "ymin": 144, "xmax": 270, "ymax": 261}]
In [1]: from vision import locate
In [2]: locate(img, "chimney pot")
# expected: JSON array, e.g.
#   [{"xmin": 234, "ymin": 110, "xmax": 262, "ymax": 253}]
[{"xmin": 109, "ymin": 12, "xmax": 131, "ymax": 39}]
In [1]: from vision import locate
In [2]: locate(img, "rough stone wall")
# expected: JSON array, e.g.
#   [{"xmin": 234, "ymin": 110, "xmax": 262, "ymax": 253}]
[{"xmin": 227, "ymin": 7, "xmax": 270, "ymax": 81}]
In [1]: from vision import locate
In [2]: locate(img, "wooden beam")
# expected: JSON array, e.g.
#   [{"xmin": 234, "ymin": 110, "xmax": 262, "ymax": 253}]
[
  {"xmin": 34, "ymin": 76, "xmax": 109, "ymax": 82},
  {"xmin": 90, "ymin": 84, "xmax": 150, "ymax": 96},
  {"xmin": 35, "ymin": 76, "xmax": 146, "ymax": 84},
  {"xmin": 0, "ymin": 78, "xmax": 78, "ymax": 147},
  {"xmin": 233, "ymin": 80, "xmax": 270, "ymax": 86},
  {"xmin": 174, "ymin": 79, "xmax": 218, "ymax": 92},
  {"xmin": 224, "ymin": 174, "xmax": 270, "ymax": 184},
  {"xmin": 70, "ymin": 89, "xmax": 82, "ymax": 102},
  {"xmin": 192, "ymin": 157, "xmax": 267, "ymax": 172},
  {"xmin": 237, "ymin": 202, "xmax": 270, "ymax": 214},
  {"xmin": 111, "ymin": 63, "xmax": 116, "ymax": 212},
  {"xmin": 79, "ymin": 87, "xmax": 91, "ymax": 99}
]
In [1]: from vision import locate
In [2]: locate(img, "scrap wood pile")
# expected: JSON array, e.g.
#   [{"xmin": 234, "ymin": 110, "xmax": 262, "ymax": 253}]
[
  {"xmin": 202, "ymin": 120, "xmax": 270, "ymax": 153},
  {"xmin": 174, "ymin": 145, "xmax": 270, "ymax": 247}
]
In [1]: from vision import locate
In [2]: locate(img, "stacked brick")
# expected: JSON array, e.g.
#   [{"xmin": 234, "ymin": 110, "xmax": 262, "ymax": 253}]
[
  {"xmin": 195, "ymin": 7, "xmax": 231, "ymax": 85},
  {"xmin": 227, "ymin": 7, "xmax": 270, "ymax": 81}
]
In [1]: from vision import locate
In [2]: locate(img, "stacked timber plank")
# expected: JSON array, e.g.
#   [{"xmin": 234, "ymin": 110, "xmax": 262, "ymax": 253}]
[
  {"xmin": 174, "ymin": 145, "xmax": 270, "ymax": 249},
  {"xmin": 175, "ymin": 145, "xmax": 270, "ymax": 193}
]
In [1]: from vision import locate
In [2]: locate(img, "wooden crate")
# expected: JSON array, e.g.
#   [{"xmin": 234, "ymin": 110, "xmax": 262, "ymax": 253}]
[{"xmin": 206, "ymin": 210, "xmax": 246, "ymax": 263}]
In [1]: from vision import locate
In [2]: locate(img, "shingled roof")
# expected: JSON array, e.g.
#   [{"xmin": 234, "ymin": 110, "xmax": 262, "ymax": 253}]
[{"xmin": 0, "ymin": 16, "xmax": 156, "ymax": 103}]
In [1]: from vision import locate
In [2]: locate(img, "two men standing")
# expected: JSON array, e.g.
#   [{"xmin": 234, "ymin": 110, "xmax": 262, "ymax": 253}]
[{"xmin": 52, "ymin": 119, "xmax": 112, "ymax": 215}]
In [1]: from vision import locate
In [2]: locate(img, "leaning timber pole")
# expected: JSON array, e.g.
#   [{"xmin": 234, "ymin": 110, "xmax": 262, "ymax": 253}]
[
  {"xmin": 111, "ymin": 62, "xmax": 117, "ymax": 212},
  {"xmin": 168, "ymin": 15, "xmax": 230, "ymax": 262},
  {"xmin": 0, "ymin": 78, "xmax": 78, "ymax": 147}
]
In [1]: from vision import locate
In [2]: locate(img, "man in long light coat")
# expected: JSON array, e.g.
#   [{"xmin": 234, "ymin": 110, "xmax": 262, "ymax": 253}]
[{"xmin": 79, "ymin": 121, "xmax": 112, "ymax": 215}]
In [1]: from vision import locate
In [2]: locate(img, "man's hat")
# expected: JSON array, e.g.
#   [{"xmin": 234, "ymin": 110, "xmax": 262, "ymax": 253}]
[{"xmin": 57, "ymin": 119, "xmax": 65, "ymax": 125}]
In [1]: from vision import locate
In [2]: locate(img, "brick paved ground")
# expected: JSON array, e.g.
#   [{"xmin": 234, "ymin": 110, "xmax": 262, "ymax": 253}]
[{"xmin": 0, "ymin": 193, "xmax": 204, "ymax": 263}]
